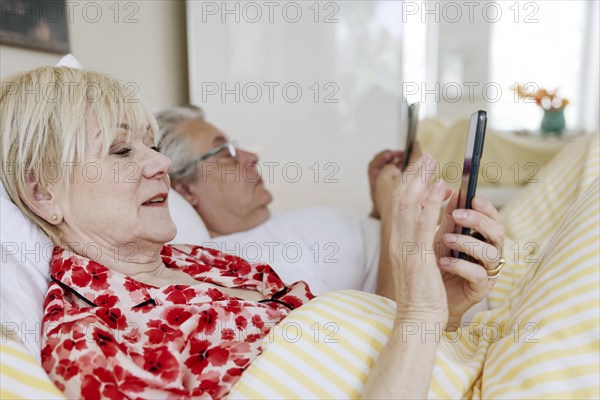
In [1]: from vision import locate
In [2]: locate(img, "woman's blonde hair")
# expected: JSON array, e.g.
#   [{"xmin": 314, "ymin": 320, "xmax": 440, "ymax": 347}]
[{"xmin": 0, "ymin": 67, "xmax": 159, "ymax": 243}]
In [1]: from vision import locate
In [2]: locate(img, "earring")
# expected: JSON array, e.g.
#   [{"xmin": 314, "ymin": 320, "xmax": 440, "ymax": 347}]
[{"xmin": 52, "ymin": 215, "xmax": 58, "ymax": 222}]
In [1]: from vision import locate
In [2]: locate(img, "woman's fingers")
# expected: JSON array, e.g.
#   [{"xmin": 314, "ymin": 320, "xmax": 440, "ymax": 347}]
[
  {"xmin": 392, "ymin": 154, "xmax": 444, "ymax": 258},
  {"xmin": 390, "ymin": 153, "xmax": 449, "ymax": 321},
  {"xmin": 451, "ymin": 208, "xmax": 505, "ymax": 250},
  {"xmin": 442, "ymin": 233, "xmax": 501, "ymax": 269},
  {"xmin": 419, "ymin": 180, "xmax": 446, "ymax": 235},
  {"xmin": 443, "ymin": 188, "xmax": 453, "ymax": 202},
  {"xmin": 396, "ymin": 154, "xmax": 437, "ymax": 204},
  {"xmin": 442, "ymin": 189, "xmax": 460, "ymax": 224},
  {"xmin": 439, "ymin": 257, "xmax": 489, "ymax": 293},
  {"xmin": 434, "ymin": 189, "xmax": 459, "ymax": 258},
  {"xmin": 472, "ymin": 196, "xmax": 501, "ymax": 223},
  {"xmin": 409, "ymin": 141, "xmax": 423, "ymax": 164}
]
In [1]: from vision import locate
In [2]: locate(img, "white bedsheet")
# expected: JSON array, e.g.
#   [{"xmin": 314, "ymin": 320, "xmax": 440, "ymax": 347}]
[{"xmin": 204, "ymin": 207, "xmax": 380, "ymax": 295}]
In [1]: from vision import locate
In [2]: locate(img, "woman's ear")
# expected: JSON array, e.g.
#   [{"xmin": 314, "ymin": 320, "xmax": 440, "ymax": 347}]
[
  {"xmin": 23, "ymin": 172, "xmax": 64, "ymax": 225},
  {"xmin": 171, "ymin": 180, "xmax": 199, "ymax": 208}
]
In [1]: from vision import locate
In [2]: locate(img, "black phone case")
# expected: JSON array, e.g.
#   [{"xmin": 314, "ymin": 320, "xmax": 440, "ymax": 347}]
[{"xmin": 458, "ymin": 111, "xmax": 487, "ymax": 260}]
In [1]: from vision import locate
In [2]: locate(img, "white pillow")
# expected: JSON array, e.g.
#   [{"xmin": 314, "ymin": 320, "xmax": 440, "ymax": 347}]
[
  {"xmin": 0, "ymin": 185, "xmax": 209, "ymax": 363},
  {"xmin": 0, "ymin": 181, "xmax": 53, "ymax": 362},
  {"xmin": 167, "ymin": 189, "xmax": 210, "ymax": 244}
]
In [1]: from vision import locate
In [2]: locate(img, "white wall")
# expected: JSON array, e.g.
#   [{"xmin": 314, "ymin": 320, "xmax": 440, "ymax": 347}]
[
  {"xmin": 435, "ymin": 5, "xmax": 491, "ymax": 120},
  {"xmin": 187, "ymin": 0, "xmax": 406, "ymax": 214},
  {"xmin": 0, "ymin": 0, "xmax": 188, "ymax": 110}
]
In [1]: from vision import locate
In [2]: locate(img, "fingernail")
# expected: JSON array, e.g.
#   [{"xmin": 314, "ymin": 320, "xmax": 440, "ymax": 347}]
[
  {"xmin": 444, "ymin": 234, "xmax": 457, "ymax": 243},
  {"xmin": 453, "ymin": 210, "xmax": 467, "ymax": 220},
  {"xmin": 435, "ymin": 180, "xmax": 445, "ymax": 193},
  {"xmin": 439, "ymin": 257, "xmax": 450, "ymax": 266},
  {"xmin": 474, "ymin": 197, "xmax": 484, "ymax": 207}
]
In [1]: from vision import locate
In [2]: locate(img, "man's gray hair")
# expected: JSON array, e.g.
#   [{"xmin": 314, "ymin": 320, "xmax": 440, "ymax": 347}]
[{"xmin": 155, "ymin": 105, "xmax": 206, "ymax": 182}]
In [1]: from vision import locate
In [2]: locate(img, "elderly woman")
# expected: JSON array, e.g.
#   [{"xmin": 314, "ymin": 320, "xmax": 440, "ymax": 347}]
[{"xmin": 0, "ymin": 67, "xmax": 505, "ymax": 399}]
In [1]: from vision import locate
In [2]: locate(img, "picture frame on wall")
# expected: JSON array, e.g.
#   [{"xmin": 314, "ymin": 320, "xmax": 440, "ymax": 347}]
[{"xmin": 0, "ymin": 0, "xmax": 69, "ymax": 54}]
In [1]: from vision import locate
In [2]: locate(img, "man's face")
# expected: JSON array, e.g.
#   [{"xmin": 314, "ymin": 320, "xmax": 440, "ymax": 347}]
[{"xmin": 172, "ymin": 119, "xmax": 272, "ymax": 236}]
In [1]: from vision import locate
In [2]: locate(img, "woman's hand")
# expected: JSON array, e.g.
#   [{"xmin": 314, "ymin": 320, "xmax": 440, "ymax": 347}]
[
  {"xmin": 363, "ymin": 154, "xmax": 449, "ymax": 399},
  {"xmin": 434, "ymin": 192, "xmax": 506, "ymax": 330},
  {"xmin": 390, "ymin": 153, "xmax": 448, "ymax": 325}
]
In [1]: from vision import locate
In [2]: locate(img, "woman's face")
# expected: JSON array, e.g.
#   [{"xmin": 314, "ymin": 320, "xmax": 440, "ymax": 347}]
[{"xmin": 59, "ymin": 123, "xmax": 176, "ymax": 251}]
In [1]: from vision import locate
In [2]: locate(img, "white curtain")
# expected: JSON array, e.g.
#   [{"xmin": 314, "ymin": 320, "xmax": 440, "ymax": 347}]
[{"xmin": 579, "ymin": 0, "xmax": 600, "ymax": 133}]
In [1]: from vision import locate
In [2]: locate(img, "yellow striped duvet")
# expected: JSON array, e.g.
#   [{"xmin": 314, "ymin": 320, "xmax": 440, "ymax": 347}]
[
  {"xmin": 490, "ymin": 133, "xmax": 599, "ymax": 308},
  {"xmin": 230, "ymin": 178, "xmax": 599, "ymax": 398},
  {"xmin": 0, "ymin": 334, "xmax": 65, "ymax": 399},
  {"xmin": 228, "ymin": 290, "xmax": 395, "ymax": 399}
]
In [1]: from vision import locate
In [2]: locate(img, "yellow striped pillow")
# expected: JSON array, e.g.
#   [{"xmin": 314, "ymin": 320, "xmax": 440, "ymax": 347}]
[
  {"xmin": 490, "ymin": 133, "xmax": 600, "ymax": 308},
  {"xmin": 0, "ymin": 333, "xmax": 65, "ymax": 399},
  {"xmin": 500, "ymin": 133, "xmax": 598, "ymax": 247},
  {"xmin": 229, "ymin": 178, "xmax": 599, "ymax": 399},
  {"xmin": 481, "ymin": 176, "xmax": 600, "ymax": 398}
]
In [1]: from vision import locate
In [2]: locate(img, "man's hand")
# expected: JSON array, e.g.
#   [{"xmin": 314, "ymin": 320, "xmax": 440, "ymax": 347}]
[
  {"xmin": 369, "ymin": 143, "xmax": 424, "ymax": 219},
  {"xmin": 369, "ymin": 150, "xmax": 403, "ymax": 218},
  {"xmin": 372, "ymin": 163, "xmax": 402, "ymax": 221}
]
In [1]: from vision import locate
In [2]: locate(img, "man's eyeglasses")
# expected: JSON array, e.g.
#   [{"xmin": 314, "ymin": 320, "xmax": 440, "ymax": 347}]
[{"xmin": 176, "ymin": 141, "xmax": 238, "ymax": 175}]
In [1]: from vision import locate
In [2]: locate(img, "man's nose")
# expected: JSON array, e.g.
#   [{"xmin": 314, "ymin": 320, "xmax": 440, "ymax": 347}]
[{"xmin": 237, "ymin": 149, "xmax": 259, "ymax": 166}]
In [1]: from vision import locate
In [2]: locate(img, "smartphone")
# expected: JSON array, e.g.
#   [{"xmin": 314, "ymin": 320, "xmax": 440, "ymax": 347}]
[
  {"xmin": 453, "ymin": 110, "xmax": 487, "ymax": 260},
  {"xmin": 402, "ymin": 102, "xmax": 420, "ymax": 170}
]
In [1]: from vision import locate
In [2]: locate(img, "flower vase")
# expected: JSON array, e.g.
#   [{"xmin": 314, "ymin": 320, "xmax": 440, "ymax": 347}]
[{"xmin": 541, "ymin": 109, "xmax": 566, "ymax": 135}]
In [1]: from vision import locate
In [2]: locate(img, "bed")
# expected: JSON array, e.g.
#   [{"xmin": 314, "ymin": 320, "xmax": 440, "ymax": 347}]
[{"xmin": 1, "ymin": 133, "xmax": 598, "ymax": 399}]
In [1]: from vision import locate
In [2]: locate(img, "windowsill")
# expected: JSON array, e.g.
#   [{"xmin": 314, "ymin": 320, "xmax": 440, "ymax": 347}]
[{"xmin": 497, "ymin": 129, "xmax": 586, "ymax": 142}]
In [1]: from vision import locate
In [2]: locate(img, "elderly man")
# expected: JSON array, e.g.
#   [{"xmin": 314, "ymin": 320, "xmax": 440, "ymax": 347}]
[{"xmin": 156, "ymin": 105, "xmax": 404, "ymax": 294}]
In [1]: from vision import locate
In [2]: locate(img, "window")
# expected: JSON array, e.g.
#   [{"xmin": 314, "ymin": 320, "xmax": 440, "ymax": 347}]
[
  {"xmin": 489, "ymin": 1, "xmax": 587, "ymax": 131},
  {"xmin": 402, "ymin": 1, "xmax": 597, "ymax": 132}
]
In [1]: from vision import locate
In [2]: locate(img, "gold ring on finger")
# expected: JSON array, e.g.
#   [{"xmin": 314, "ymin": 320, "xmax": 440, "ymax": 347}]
[{"xmin": 487, "ymin": 257, "xmax": 506, "ymax": 278}]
